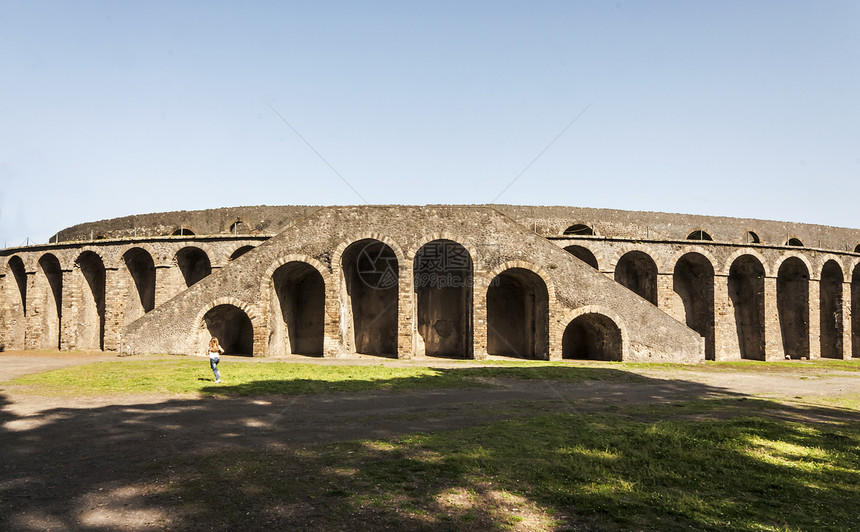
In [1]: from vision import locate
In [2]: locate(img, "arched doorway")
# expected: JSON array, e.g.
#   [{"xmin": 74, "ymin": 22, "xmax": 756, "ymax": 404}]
[
  {"xmin": 76, "ymin": 251, "xmax": 106, "ymax": 351},
  {"xmin": 5, "ymin": 256, "xmax": 27, "ymax": 349},
  {"xmin": 38, "ymin": 254, "xmax": 63, "ymax": 349},
  {"xmin": 614, "ymin": 251, "xmax": 657, "ymax": 305},
  {"xmin": 777, "ymin": 257, "xmax": 809, "ymax": 359},
  {"xmin": 728, "ymin": 255, "xmax": 765, "ymax": 360},
  {"xmin": 820, "ymin": 260, "xmax": 843, "ymax": 359},
  {"xmin": 854, "ymin": 265, "xmax": 860, "ymax": 358},
  {"xmin": 674, "ymin": 253, "xmax": 715, "ymax": 360},
  {"xmin": 203, "ymin": 304, "xmax": 253, "ymax": 356},
  {"xmin": 414, "ymin": 240, "xmax": 472, "ymax": 358},
  {"xmin": 176, "ymin": 247, "xmax": 211, "ymax": 287},
  {"xmin": 272, "ymin": 261, "xmax": 325, "ymax": 356},
  {"xmin": 341, "ymin": 239, "xmax": 399, "ymax": 356},
  {"xmin": 123, "ymin": 248, "xmax": 156, "ymax": 321},
  {"xmin": 562, "ymin": 313, "xmax": 622, "ymax": 361},
  {"xmin": 486, "ymin": 268, "xmax": 549, "ymax": 359},
  {"xmin": 563, "ymin": 245, "xmax": 598, "ymax": 269}
]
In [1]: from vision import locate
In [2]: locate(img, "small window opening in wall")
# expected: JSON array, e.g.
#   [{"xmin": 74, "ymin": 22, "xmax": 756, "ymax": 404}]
[
  {"xmin": 172, "ymin": 227, "xmax": 195, "ymax": 236},
  {"xmin": 563, "ymin": 224, "xmax": 594, "ymax": 236},
  {"xmin": 746, "ymin": 231, "xmax": 760, "ymax": 244},
  {"xmin": 686, "ymin": 230, "xmax": 713, "ymax": 241},
  {"xmin": 229, "ymin": 220, "xmax": 248, "ymax": 234},
  {"xmin": 854, "ymin": 244, "xmax": 860, "ymax": 253},
  {"xmin": 786, "ymin": 238, "xmax": 803, "ymax": 247}
]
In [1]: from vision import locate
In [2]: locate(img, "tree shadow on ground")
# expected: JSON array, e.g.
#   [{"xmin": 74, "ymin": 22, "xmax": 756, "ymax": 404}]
[{"xmin": 1, "ymin": 366, "xmax": 859, "ymax": 530}]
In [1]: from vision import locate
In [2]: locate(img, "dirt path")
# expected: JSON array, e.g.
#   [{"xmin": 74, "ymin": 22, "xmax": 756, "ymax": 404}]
[{"xmin": 1, "ymin": 351, "xmax": 858, "ymax": 531}]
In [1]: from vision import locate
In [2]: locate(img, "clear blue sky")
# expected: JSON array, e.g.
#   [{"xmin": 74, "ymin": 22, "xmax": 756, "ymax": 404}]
[{"xmin": 2, "ymin": 1, "xmax": 858, "ymax": 246}]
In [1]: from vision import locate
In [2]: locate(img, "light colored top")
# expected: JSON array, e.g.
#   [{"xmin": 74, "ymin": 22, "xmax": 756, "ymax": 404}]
[{"xmin": 208, "ymin": 347, "xmax": 224, "ymax": 359}]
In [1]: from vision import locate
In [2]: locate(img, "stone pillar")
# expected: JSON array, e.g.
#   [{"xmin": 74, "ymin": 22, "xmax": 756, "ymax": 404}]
[
  {"xmin": 472, "ymin": 272, "xmax": 489, "ymax": 360},
  {"xmin": 24, "ymin": 271, "xmax": 39, "ymax": 350},
  {"xmin": 59, "ymin": 268, "xmax": 78, "ymax": 351},
  {"xmin": 843, "ymin": 281, "xmax": 852, "ymax": 360},
  {"xmin": 657, "ymin": 272, "xmax": 680, "ymax": 320},
  {"xmin": 713, "ymin": 273, "xmax": 736, "ymax": 361},
  {"xmin": 153, "ymin": 265, "xmax": 173, "ymax": 307},
  {"xmin": 103, "ymin": 267, "xmax": 122, "ymax": 352},
  {"xmin": 809, "ymin": 279, "xmax": 820, "ymax": 360},
  {"xmin": 323, "ymin": 275, "xmax": 340, "ymax": 358},
  {"xmin": 398, "ymin": 264, "xmax": 414, "ymax": 359},
  {"xmin": 763, "ymin": 276, "xmax": 783, "ymax": 361}
]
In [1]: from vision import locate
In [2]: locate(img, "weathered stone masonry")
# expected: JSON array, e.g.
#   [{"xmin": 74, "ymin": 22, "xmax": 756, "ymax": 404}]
[{"xmin": 3, "ymin": 204, "xmax": 860, "ymax": 363}]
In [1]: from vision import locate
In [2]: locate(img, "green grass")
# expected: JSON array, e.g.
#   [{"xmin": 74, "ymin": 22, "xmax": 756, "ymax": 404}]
[
  {"xmin": 156, "ymin": 399, "xmax": 860, "ymax": 530},
  {"xmin": 4, "ymin": 358, "xmax": 641, "ymax": 396}
]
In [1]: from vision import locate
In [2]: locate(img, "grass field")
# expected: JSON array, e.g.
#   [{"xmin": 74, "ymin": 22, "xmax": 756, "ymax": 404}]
[{"xmin": 4, "ymin": 357, "xmax": 860, "ymax": 530}]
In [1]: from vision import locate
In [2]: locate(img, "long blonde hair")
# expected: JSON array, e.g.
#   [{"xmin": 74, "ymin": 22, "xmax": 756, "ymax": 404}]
[{"xmin": 208, "ymin": 337, "xmax": 220, "ymax": 351}]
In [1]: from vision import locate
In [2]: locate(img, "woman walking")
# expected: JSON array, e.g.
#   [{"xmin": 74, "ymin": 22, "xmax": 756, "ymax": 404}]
[{"xmin": 207, "ymin": 337, "xmax": 224, "ymax": 383}]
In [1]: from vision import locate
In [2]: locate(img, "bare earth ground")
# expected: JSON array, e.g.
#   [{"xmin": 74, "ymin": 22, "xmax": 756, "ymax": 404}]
[{"xmin": 1, "ymin": 350, "xmax": 858, "ymax": 530}]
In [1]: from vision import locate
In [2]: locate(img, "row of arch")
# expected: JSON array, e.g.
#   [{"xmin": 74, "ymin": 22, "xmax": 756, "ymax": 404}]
[
  {"xmin": 2, "ymin": 244, "xmax": 257, "ymax": 351},
  {"xmin": 563, "ymin": 223, "xmax": 859, "ymax": 250},
  {"xmin": 200, "ymin": 239, "xmax": 622, "ymax": 361},
  {"xmin": 565, "ymin": 245, "xmax": 860, "ymax": 360}
]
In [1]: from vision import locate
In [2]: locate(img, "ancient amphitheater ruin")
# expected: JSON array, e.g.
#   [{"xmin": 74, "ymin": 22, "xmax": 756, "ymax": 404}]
[{"xmin": 2, "ymin": 205, "xmax": 859, "ymax": 363}]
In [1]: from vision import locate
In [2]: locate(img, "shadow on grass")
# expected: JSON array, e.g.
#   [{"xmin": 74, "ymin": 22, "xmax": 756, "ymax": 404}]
[{"xmin": 0, "ymin": 366, "xmax": 858, "ymax": 530}]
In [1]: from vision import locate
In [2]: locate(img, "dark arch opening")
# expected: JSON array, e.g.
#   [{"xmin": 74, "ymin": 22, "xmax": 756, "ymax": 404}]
[
  {"xmin": 77, "ymin": 251, "xmax": 106, "ymax": 351},
  {"xmin": 674, "ymin": 253, "xmax": 715, "ymax": 360},
  {"xmin": 176, "ymin": 247, "xmax": 211, "ymax": 287},
  {"xmin": 172, "ymin": 228, "xmax": 195, "ymax": 236},
  {"xmin": 203, "ymin": 304, "xmax": 253, "ymax": 356},
  {"xmin": 746, "ymin": 231, "xmax": 760, "ymax": 244},
  {"xmin": 854, "ymin": 244, "xmax": 860, "ymax": 253},
  {"xmin": 777, "ymin": 258, "xmax": 810, "ymax": 359},
  {"xmin": 414, "ymin": 240, "xmax": 473, "ymax": 358},
  {"xmin": 342, "ymin": 239, "xmax": 398, "ymax": 356},
  {"xmin": 614, "ymin": 251, "xmax": 658, "ymax": 305},
  {"xmin": 728, "ymin": 255, "xmax": 765, "ymax": 360},
  {"xmin": 820, "ymin": 260, "xmax": 844, "ymax": 359},
  {"xmin": 230, "ymin": 246, "xmax": 255, "ymax": 260},
  {"xmin": 562, "ymin": 313, "xmax": 622, "ymax": 361},
  {"xmin": 487, "ymin": 268, "xmax": 549, "ymax": 359},
  {"xmin": 563, "ymin": 224, "xmax": 594, "ymax": 236},
  {"xmin": 786, "ymin": 238, "xmax": 804, "ymax": 247},
  {"xmin": 564, "ymin": 245, "xmax": 598, "ymax": 269},
  {"xmin": 229, "ymin": 220, "xmax": 249, "ymax": 235},
  {"xmin": 123, "ymin": 248, "xmax": 155, "ymax": 314},
  {"xmin": 853, "ymin": 265, "xmax": 860, "ymax": 358},
  {"xmin": 686, "ymin": 230, "xmax": 713, "ymax": 241},
  {"xmin": 38, "ymin": 254, "xmax": 63, "ymax": 349},
  {"xmin": 8, "ymin": 256, "xmax": 27, "ymax": 315},
  {"xmin": 273, "ymin": 261, "xmax": 325, "ymax": 356}
]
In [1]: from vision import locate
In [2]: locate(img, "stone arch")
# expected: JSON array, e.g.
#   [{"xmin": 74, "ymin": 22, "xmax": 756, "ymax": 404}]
[
  {"xmin": 230, "ymin": 245, "xmax": 256, "ymax": 260},
  {"xmin": 562, "ymin": 312, "xmax": 623, "ymax": 361},
  {"xmin": 170, "ymin": 226, "xmax": 197, "ymax": 236},
  {"xmin": 686, "ymin": 229, "xmax": 713, "ymax": 241},
  {"xmin": 413, "ymin": 239, "xmax": 473, "ymax": 358},
  {"xmin": 486, "ymin": 267, "xmax": 549, "ymax": 359},
  {"xmin": 4, "ymin": 256, "xmax": 28, "ymax": 349},
  {"xmin": 777, "ymin": 257, "xmax": 810, "ymax": 359},
  {"xmin": 786, "ymin": 237, "xmax": 804, "ymax": 247},
  {"xmin": 674, "ymin": 252, "xmax": 715, "ymax": 360},
  {"xmin": 123, "ymin": 247, "xmax": 156, "ymax": 320},
  {"xmin": 201, "ymin": 304, "xmax": 254, "ymax": 356},
  {"xmin": 563, "ymin": 224, "xmax": 594, "ymax": 236},
  {"xmin": 564, "ymin": 245, "xmax": 598, "ymax": 269},
  {"xmin": 745, "ymin": 231, "xmax": 761, "ymax": 244},
  {"xmin": 614, "ymin": 251, "xmax": 658, "ymax": 305},
  {"xmin": 853, "ymin": 264, "xmax": 860, "ymax": 358},
  {"xmin": 227, "ymin": 219, "xmax": 250, "ymax": 235},
  {"xmin": 820, "ymin": 260, "xmax": 844, "ymax": 359},
  {"xmin": 175, "ymin": 246, "xmax": 212, "ymax": 287},
  {"xmin": 340, "ymin": 238, "xmax": 399, "ymax": 356},
  {"xmin": 75, "ymin": 251, "xmax": 106, "ymax": 351},
  {"xmin": 270, "ymin": 261, "xmax": 325, "ymax": 356},
  {"xmin": 728, "ymin": 254, "xmax": 765, "ymax": 360},
  {"xmin": 722, "ymin": 249, "xmax": 769, "ymax": 277},
  {"xmin": 37, "ymin": 253, "xmax": 63, "ymax": 349}
]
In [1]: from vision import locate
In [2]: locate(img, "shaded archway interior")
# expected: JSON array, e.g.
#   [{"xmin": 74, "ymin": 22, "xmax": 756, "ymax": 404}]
[
  {"xmin": 674, "ymin": 253, "xmax": 715, "ymax": 360},
  {"xmin": 414, "ymin": 240, "xmax": 473, "ymax": 358},
  {"xmin": 77, "ymin": 251, "xmax": 106, "ymax": 351},
  {"xmin": 728, "ymin": 255, "xmax": 765, "ymax": 360},
  {"xmin": 176, "ymin": 247, "xmax": 212, "ymax": 287},
  {"xmin": 487, "ymin": 268, "xmax": 549, "ymax": 359},
  {"xmin": 819, "ymin": 260, "xmax": 844, "ymax": 359},
  {"xmin": 124, "ymin": 248, "xmax": 156, "ymax": 314},
  {"xmin": 203, "ymin": 304, "xmax": 253, "ymax": 355},
  {"xmin": 614, "ymin": 251, "xmax": 657, "ymax": 305},
  {"xmin": 342, "ymin": 239, "xmax": 399, "ymax": 356},
  {"xmin": 777, "ymin": 258, "xmax": 810, "ymax": 359},
  {"xmin": 38, "ymin": 254, "xmax": 64, "ymax": 349},
  {"xmin": 564, "ymin": 245, "xmax": 598, "ymax": 269},
  {"xmin": 273, "ymin": 261, "xmax": 325, "ymax": 356},
  {"xmin": 562, "ymin": 313, "xmax": 622, "ymax": 361}
]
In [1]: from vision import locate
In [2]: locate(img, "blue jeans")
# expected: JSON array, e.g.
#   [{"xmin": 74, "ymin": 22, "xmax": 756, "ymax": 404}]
[{"xmin": 210, "ymin": 355, "xmax": 221, "ymax": 381}]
